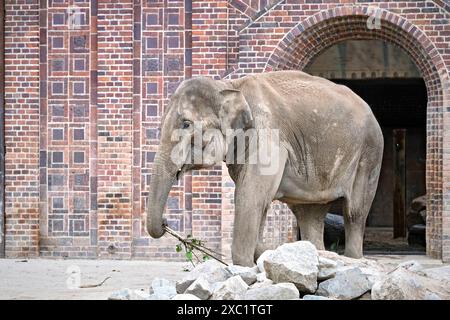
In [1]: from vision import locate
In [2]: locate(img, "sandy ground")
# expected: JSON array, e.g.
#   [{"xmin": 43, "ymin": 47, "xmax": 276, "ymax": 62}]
[
  {"xmin": 0, "ymin": 255, "xmax": 446, "ymax": 300},
  {"xmin": 0, "ymin": 259, "xmax": 187, "ymax": 300}
]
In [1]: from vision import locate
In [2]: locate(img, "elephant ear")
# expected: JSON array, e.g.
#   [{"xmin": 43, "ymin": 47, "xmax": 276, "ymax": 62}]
[{"xmin": 218, "ymin": 89, "xmax": 253, "ymax": 134}]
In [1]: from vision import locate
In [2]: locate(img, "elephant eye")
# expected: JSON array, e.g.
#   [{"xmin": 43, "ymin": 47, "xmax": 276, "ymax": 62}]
[{"xmin": 182, "ymin": 120, "xmax": 191, "ymax": 129}]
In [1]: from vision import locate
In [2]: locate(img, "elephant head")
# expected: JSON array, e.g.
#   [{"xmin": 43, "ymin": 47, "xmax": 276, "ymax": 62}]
[{"xmin": 146, "ymin": 77, "xmax": 253, "ymax": 238}]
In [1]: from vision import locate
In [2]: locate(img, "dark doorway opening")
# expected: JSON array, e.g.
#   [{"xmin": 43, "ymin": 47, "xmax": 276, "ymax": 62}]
[{"xmin": 329, "ymin": 78, "xmax": 427, "ymax": 254}]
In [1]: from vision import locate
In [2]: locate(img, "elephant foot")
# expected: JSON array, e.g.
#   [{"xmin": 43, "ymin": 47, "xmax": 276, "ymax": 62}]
[{"xmin": 232, "ymin": 252, "xmax": 255, "ymax": 267}]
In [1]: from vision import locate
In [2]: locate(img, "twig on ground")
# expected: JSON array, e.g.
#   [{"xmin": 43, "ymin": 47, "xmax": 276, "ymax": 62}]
[
  {"xmin": 79, "ymin": 276, "xmax": 111, "ymax": 289},
  {"xmin": 164, "ymin": 225, "xmax": 229, "ymax": 266}
]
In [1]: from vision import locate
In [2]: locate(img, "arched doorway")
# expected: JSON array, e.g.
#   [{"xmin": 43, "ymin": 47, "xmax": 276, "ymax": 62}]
[
  {"xmin": 264, "ymin": 7, "xmax": 449, "ymax": 259},
  {"xmin": 305, "ymin": 39, "xmax": 427, "ymax": 253}
]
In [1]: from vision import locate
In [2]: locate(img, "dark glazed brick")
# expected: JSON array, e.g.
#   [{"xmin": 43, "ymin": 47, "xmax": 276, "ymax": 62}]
[
  {"xmin": 147, "ymin": 14, "xmax": 158, "ymax": 25},
  {"xmin": 52, "ymin": 82, "xmax": 64, "ymax": 94},
  {"xmin": 168, "ymin": 37, "xmax": 179, "ymax": 48},
  {"xmin": 168, "ymin": 14, "xmax": 179, "ymax": 25},
  {"xmin": 147, "ymin": 37, "xmax": 157, "ymax": 48},
  {"xmin": 52, "ymin": 197, "xmax": 64, "ymax": 209},
  {"xmin": 73, "ymin": 128, "xmax": 84, "ymax": 140},
  {"xmin": 145, "ymin": 59, "xmax": 159, "ymax": 72},
  {"xmin": 52, "ymin": 37, "xmax": 64, "ymax": 48},
  {"xmin": 74, "ymin": 105, "xmax": 87, "ymax": 117},
  {"xmin": 147, "ymin": 105, "xmax": 158, "ymax": 117},
  {"xmin": 51, "ymin": 59, "xmax": 65, "ymax": 72},
  {"xmin": 52, "ymin": 151, "xmax": 64, "ymax": 163},
  {"xmin": 147, "ymin": 83, "xmax": 158, "ymax": 94},
  {"xmin": 74, "ymin": 151, "xmax": 85, "ymax": 163},
  {"xmin": 73, "ymin": 82, "xmax": 85, "ymax": 95},
  {"xmin": 167, "ymin": 197, "xmax": 179, "ymax": 209},
  {"xmin": 166, "ymin": 58, "xmax": 180, "ymax": 72},
  {"xmin": 72, "ymin": 36, "xmax": 87, "ymax": 52},
  {"xmin": 146, "ymin": 152, "xmax": 155, "ymax": 162},
  {"xmin": 74, "ymin": 197, "xmax": 86, "ymax": 210},
  {"xmin": 51, "ymin": 220, "xmax": 64, "ymax": 232},
  {"xmin": 146, "ymin": 128, "xmax": 159, "ymax": 139},
  {"xmin": 52, "ymin": 13, "xmax": 65, "ymax": 25},
  {"xmin": 74, "ymin": 59, "xmax": 86, "ymax": 71},
  {"xmin": 52, "ymin": 105, "xmax": 65, "ymax": 117},
  {"xmin": 49, "ymin": 175, "xmax": 65, "ymax": 190},
  {"xmin": 52, "ymin": 128, "xmax": 64, "ymax": 140},
  {"xmin": 167, "ymin": 81, "xmax": 180, "ymax": 95},
  {"xmin": 74, "ymin": 173, "xmax": 88, "ymax": 186}
]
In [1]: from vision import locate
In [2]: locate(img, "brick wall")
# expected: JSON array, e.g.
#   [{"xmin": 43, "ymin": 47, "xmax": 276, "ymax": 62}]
[{"xmin": 2, "ymin": 0, "xmax": 450, "ymax": 261}]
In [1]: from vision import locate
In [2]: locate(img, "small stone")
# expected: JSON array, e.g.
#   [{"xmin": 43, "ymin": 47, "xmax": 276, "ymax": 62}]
[
  {"xmin": 108, "ymin": 288, "xmax": 132, "ymax": 300},
  {"xmin": 131, "ymin": 289, "xmax": 154, "ymax": 300},
  {"xmin": 244, "ymin": 283, "xmax": 299, "ymax": 300},
  {"xmin": 185, "ymin": 276, "xmax": 213, "ymax": 300},
  {"xmin": 211, "ymin": 276, "xmax": 249, "ymax": 300},
  {"xmin": 172, "ymin": 294, "xmax": 201, "ymax": 300},
  {"xmin": 226, "ymin": 265, "xmax": 257, "ymax": 285},
  {"xmin": 150, "ymin": 277, "xmax": 177, "ymax": 298}
]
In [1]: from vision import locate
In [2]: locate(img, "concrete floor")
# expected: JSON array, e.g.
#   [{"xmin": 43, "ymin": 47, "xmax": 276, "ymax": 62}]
[{"xmin": 0, "ymin": 255, "xmax": 445, "ymax": 300}]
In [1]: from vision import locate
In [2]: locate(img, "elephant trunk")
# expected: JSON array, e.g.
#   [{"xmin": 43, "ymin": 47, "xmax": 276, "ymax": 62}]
[{"xmin": 146, "ymin": 150, "xmax": 178, "ymax": 238}]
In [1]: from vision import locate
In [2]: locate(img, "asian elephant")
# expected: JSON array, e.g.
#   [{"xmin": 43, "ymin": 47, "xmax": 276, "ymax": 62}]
[{"xmin": 146, "ymin": 70, "xmax": 383, "ymax": 267}]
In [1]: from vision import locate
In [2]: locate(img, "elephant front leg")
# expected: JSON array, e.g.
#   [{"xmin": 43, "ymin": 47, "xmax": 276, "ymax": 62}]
[
  {"xmin": 231, "ymin": 148, "xmax": 288, "ymax": 267},
  {"xmin": 231, "ymin": 198, "xmax": 268, "ymax": 267}
]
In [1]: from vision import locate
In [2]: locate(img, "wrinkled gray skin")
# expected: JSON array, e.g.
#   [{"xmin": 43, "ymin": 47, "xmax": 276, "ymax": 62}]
[{"xmin": 147, "ymin": 70, "xmax": 383, "ymax": 267}]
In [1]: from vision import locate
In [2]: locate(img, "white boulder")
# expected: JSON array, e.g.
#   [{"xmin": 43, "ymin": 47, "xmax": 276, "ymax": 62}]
[{"xmin": 264, "ymin": 241, "xmax": 319, "ymax": 293}]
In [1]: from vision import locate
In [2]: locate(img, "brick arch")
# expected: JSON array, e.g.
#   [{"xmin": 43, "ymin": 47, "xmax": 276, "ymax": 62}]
[{"xmin": 264, "ymin": 6, "xmax": 449, "ymax": 260}]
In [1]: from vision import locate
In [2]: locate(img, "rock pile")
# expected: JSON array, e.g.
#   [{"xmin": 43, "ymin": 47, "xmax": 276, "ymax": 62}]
[{"xmin": 108, "ymin": 240, "xmax": 450, "ymax": 300}]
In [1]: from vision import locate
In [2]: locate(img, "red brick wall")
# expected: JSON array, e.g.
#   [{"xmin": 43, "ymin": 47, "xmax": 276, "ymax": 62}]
[{"xmin": 2, "ymin": 0, "xmax": 450, "ymax": 261}]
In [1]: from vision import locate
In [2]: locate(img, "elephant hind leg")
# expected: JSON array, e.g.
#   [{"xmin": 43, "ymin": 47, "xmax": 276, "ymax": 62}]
[
  {"xmin": 291, "ymin": 204, "xmax": 330, "ymax": 250},
  {"xmin": 343, "ymin": 157, "xmax": 381, "ymax": 258}
]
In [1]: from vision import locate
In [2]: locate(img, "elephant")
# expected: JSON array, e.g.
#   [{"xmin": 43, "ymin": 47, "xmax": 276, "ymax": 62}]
[{"xmin": 147, "ymin": 70, "xmax": 383, "ymax": 267}]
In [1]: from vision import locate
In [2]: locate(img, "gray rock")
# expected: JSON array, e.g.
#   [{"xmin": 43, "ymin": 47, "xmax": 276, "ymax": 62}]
[
  {"xmin": 108, "ymin": 288, "xmax": 132, "ymax": 300},
  {"xmin": 172, "ymin": 294, "xmax": 201, "ymax": 300},
  {"xmin": 302, "ymin": 295, "xmax": 333, "ymax": 300},
  {"xmin": 244, "ymin": 283, "xmax": 300, "ymax": 300},
  {"xmin": 264, "ymin": 241, "xmax": 319, "ymax": 293},
  {"xmin": 176, "ymin": 260, "xmax": 231, "ymax": 293},
  {"xmin": 371, "ymin": 267, "xmax": 450, "ymax": 300},
  {"xmin": 226, "ymin": 265, "xmax": 257, "ymax": 285},
  {"xmin": 185, "ymin": 276, "xmax": 213, "ymax": 300},
  {"xmin": 256, "ymin": 250, "xmax": 275, "ymax": 273},
  {"xmin": 316, "ymin": 267, "xmax": 373, "ymax": 300},
  {"xmin": 211, "ymin": 276, "xmax": 249, "ymax": 300},
  {"xmin": 150, "ymin": 277, "xmax": 177, "ymax": 298},
  {"xmin": 318, "ymin": 256, "xmax": 338, "ymax": 281}
]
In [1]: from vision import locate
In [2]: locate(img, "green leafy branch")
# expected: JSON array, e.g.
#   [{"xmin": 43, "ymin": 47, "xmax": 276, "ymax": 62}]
[{"xmin": 163, "ymin": 225, "xmax": 228, "ymax": 267}]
